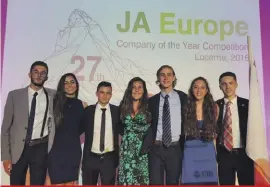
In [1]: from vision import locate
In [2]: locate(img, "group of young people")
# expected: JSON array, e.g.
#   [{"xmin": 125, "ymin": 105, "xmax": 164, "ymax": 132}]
[{"xmin": 1, "ymin": 61, "xmax": 254, "ymax": 185}]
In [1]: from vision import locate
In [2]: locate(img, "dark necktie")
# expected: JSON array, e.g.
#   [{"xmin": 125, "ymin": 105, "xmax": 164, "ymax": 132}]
[
  {"xmin": 100, "ymin": 108, "xmax": 107, "ymax": 152},
  {"xmin": 25, "ymin": 92, "xmax": 38, "ymax": 143},
  {"xmin": 162, "ymin": 94, "xmax": 172, "ymax": 147}
]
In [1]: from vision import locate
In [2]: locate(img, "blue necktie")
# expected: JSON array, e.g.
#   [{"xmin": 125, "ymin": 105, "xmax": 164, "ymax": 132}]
[
  {"xmin": 25, "ymin": 92, "xmax": 38, "ymax": 143},
  {"xmin": 162, "ymin": 94, "xmax": 172, "ymax": 147}
]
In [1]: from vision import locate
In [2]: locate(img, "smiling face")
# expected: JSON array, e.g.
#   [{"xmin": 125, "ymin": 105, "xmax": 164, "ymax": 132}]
[
  {"xmin": 64, "ymin": 75, "xmax": 77, "ymax": 98},
  {"xmin": 192, "ymin": 79, "xmax": 208, "ymax": 101},
  {"xmin": 96, "ymin": 86, "xmax": 112, "ymax": 106},
  {"xmin": 158, "ymin": 67, "xmax": 176, "ymax": 91},
  {"xmin": 219, "ymin": 76, "xmax": 238, "ymax": 100},
  {"xmin": 132, "ymin": 81, "xmax": 144, "ymax": 101}
]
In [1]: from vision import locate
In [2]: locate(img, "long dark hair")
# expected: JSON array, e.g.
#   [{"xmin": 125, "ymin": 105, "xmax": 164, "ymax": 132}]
[
  {"xmin": 184, "ymin": 77, "xmax": 218, "ymax": 141},
  {"xmin": 119, "ymin": 77, "xmax": 151, "ymax": 122},
  {"xmin": 53, "ymin": 73, "xmax": 79, "ymax": 127}
]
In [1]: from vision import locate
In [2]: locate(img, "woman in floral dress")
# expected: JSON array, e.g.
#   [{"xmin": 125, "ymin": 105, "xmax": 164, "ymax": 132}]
[{"xmin": 118, "ymin": 77, "xmax": 151, "ymax": 185}]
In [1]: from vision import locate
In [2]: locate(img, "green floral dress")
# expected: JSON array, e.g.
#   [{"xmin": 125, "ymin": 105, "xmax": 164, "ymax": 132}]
[{"xmin": 118, "ymin": 114, "xmax": 150, "ymax": 185}]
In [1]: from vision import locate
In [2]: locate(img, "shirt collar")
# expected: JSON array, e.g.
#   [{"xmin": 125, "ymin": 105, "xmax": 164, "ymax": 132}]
[
  {"xmin": 97, "ymin": 103, "xmax": 110, "ymax": 110},
  {"xmin": 224, "ymin": 96, "xmax": 237, "ymax": 105},
  {"xmin": 28, "ymin": 86, "xmax": 44, "ymax": 96},
  {"xmin": 161, "ymin": 89, "xmax": 175, "ymax": 98}
]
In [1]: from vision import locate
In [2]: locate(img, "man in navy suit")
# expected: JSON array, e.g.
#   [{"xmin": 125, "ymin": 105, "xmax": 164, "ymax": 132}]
[
  {"xmin": 216, "ymin": 72, "xmax": 254, "ymax": 185},
  {"xmin": 146, "ymin": 65, "xmax": 187, "ymax": 185}
]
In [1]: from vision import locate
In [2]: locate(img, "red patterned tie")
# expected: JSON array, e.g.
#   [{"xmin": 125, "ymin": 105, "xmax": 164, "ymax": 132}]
[{"xmin": 223, "ymin": 101, "xmax": 233, "ymax": 151}]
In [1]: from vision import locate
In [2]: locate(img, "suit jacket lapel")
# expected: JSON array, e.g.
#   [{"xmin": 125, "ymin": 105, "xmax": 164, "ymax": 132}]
[
  {"xmin": 219, "ymin": 99, "xmax": 225, "ymax": 124},
  {"xmin": 217, "ymin": 99, "xmax": 225, "ymax": 144},
  {"xmin": 90, "ymin": 105, "xmax": 96, "ymax": 135},
  {"xmin": 110, "ymin": 105, "xmax": 116, "ymax": 135},
  {"xmin": 175, "ymin": 90, "xmax": 184, "ymax": 120},
  {"xmin": 21, "ymin": 87, "xmax": 29, "ymax": 127},
  {"xmin": 154, "ymin": 93, "xmax": 160, "ymax": 126},
  {"xmin": 237, "ymin": 97, "xmax": 245, "ymax": 134},
  {"xmin": 45, "ymin": 88, "xmax": 54, "ymax": 117}
]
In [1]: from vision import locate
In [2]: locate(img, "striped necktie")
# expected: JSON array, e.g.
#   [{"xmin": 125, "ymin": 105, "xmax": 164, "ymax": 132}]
[
  {"xmin": 223, "ymin": 101, "xmax": 233, "ymax": 151},
  {"xmin": 162, "ymin": 94, "xmax": 172, "ymax": 147}
]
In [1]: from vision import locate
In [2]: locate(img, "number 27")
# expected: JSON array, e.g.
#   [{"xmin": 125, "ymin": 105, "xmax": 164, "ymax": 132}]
[{"xmin": 71, "ymin": 56, "xmax": 101, "ymax": 81}]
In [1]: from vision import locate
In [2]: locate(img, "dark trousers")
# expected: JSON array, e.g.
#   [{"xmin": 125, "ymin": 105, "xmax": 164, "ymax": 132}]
[
  {"xmin": 82, "ymin": 151, "xmax": 116, "ymax": 185},
  {"xmin": 217, "ymin": 147, "xmax": 254, "ymax": 185},
  {"xmin": 10, "ymin": 141, "xmax": 48, "ymax": 185},
  {"xmin": 149, "ymin": 142, "xmax": 182, "ymax": 185}
]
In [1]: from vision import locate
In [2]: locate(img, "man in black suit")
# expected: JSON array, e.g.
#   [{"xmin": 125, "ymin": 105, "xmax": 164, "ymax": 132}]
[
  {"xmin": 146, "ymin": 65, "xmax": 187, "ymax": 185},
  {"xmin": 216, "ymin": 72, "xmax": 254, "ymax": 185},
  {"xmin": 81, "ymin": 81, "xmax": 121, "ymax": 185}
]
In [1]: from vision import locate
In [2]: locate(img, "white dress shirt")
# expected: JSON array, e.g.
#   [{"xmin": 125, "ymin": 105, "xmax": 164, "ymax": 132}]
[
  {"xmin": 223, "ymin": 97, "xmax": 241, "ymax": 148},
  {"xmin": 28, "ymin": 87, "xmax": 48, "ymax": 139},
  {"xmin": 91, "ymin": 103, "xmax": 114, "ymax": 154}
]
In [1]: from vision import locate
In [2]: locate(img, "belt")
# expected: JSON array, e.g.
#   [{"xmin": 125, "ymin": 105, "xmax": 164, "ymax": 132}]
[
  {"xmin": 27, "ymin": 135, "xmax": 48, "ymax": 146},
  {"xmin": 154, "ymin": 140, "xmax": 179, "ymax": 147},
  {"xmin": 219, "ymin": 146, "xmax": 244, "ymax": 154},
  {"xmin": 90, "ymin": 151, "xmax": 114, "ymax": 160},
  {"xmin": 230, "ymin": 148, "xmax": 245, "ymax": 154}
]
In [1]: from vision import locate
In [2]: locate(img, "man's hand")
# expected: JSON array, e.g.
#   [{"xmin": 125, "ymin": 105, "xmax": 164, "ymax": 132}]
[{"xmin": 3, "ymin": 160, "xmax": 12, "ymax": 175}]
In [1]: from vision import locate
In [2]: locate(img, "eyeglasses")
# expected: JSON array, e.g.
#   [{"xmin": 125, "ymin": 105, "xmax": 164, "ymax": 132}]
[{"xmin": 31, "ymin": 70, "xmax": 47, "ymax": 78}]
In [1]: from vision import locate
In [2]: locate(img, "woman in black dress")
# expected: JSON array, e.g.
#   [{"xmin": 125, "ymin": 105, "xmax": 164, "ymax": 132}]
[{"xmin": 48, "ymin": 73, "xmax": 87, "ymax": 185}]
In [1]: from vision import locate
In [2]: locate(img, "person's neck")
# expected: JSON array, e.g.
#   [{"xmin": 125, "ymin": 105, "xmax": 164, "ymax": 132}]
[
  {"xmin": 196, "ymin": 99, "xmax": 204, "ymax": 106},
  {"xmin": 133, "ymin": 100, "xmax": 140, "ymax": 109},
  {"xmin": 132, "ymin": 100, "xmax": 140, "ymax": 115},
  {"xmin": 99, "ymin": 102, "xmax": 108, "ymax": 108},
  {"xmin": 161, "ymin": 87, "xmax": 173, "ymax": 94},
  {"xmin": 65, "ymin": 94, "xmax": 75, "ymax": 98},
  {"xmin": 196, "ymin": 100, "xmax": 204, "ymax": 120},
  {"xmin": 225, "ymin": 94, "xmax": 236, "ymax": 101},
  {"xmin": 29, "ymin": 84, "xmax": 43, "ymax": 91}
]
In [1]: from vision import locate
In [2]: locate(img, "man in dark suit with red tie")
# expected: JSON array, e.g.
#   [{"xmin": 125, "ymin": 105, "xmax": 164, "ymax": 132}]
[
  {"xmin": 216, "ymin": 72, "xmax": 254, "ymax": 185},
  {"xmin": 80, "ymin": 81, "xmax": 121, "ymax": 185}
]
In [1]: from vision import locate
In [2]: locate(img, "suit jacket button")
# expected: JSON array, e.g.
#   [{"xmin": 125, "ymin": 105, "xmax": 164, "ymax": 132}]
[
  {"xmin": 25, "ymin": 127, "xmax": 27, "ymax": 130},
  {"xmin": 22, "ymin": 139, "xmax": 25, "ymax": 142}
]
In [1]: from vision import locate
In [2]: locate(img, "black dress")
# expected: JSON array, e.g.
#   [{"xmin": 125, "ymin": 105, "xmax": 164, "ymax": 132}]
[{"xmin": 48, "ymin": 97, "xmax": 84, "ymax": 184}]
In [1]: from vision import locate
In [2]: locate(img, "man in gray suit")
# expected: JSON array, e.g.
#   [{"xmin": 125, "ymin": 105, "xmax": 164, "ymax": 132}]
[{"xmin": 1, "ymin": 61, "xmax": 56, "ymax": 185}]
